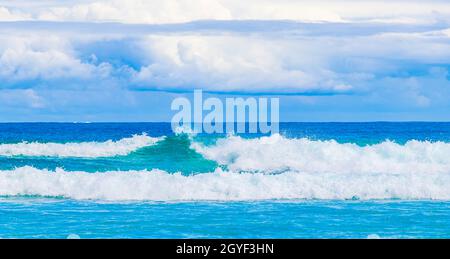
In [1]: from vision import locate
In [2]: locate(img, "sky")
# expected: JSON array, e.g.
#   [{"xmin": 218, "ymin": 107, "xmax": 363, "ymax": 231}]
[{"xmin": 0, "ymin": 0, "xmax": 450, "ymax": 122}]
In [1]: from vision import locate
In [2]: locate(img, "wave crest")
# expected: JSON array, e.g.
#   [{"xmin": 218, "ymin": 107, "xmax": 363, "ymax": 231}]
[
  {"xmin": 192, "ymin": 134, "xmax": 450, "ymax": 174},
  {"xmin": 0, "ymin": 134, "xmax": 162, "ymax": 157}
]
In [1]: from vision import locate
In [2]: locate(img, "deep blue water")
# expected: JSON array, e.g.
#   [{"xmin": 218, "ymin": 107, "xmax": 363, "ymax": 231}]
[
  {"xmin": 3, "ymin": 122, "xmax": 450, "ymax": 143},
  {"xmin": 1, "ymin": 122, "xmax": 450, "ymax": 238}
]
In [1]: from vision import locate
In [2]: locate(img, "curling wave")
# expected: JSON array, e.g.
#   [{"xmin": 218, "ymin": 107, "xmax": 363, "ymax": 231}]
[
  {"xmin": 1, "ymin": 166, "xmax": 450, "ymax": 201},
  {"xmin": 0, "ymin": 134, "xmax": 162, "ymax": 157},
  {"xmin": 192, "ymin": 134, "xmax": 450, "ymax": 174}
]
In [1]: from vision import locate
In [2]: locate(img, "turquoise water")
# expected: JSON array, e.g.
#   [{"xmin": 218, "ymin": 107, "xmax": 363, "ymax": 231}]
[
  {"xmin": 2, "ymin": 199, "xmax": 450, "ymax": 239},
  {"xmin": 1, "ymin": 122, "xmax": 450, "ymax": 238},
  {"xmin": 0, "ymin": 134, "xmax": 218, "ymax": 173}
]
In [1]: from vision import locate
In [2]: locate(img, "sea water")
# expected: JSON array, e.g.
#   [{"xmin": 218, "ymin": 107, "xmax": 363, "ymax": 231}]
[{"xmin": 1, "ymin": 122, "xmax": 450, "ymax": 238}]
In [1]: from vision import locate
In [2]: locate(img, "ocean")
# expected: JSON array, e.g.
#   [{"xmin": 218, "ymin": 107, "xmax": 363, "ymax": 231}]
[{"xmin": 1, "ymin": 122, "xmax": 450, "ymax": 238}]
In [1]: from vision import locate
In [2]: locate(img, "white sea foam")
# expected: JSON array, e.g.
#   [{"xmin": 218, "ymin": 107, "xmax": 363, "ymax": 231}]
[
  {"xmin": 1, "ymin": 166, "xmax": 450, "ymax": 201},
  {"xmin": 192, "ymin": 134, "xmax": 450, "ymax": 174},
  {"xmin": 367, "ymin": 234, "xmax": 382, "ymax": 239},
  {"xmin": 0, "ymin": 134, "xmax": 162, "ymax": 157},
  {"xmin": 67, "ymin": 234, "xmax": 81, "ymax": 239}
]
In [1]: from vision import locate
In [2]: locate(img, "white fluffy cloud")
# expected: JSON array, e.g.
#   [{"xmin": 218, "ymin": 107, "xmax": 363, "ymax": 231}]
[
  {"xmin": 0, "ymin": 21, "xmax": 449, "ymax": 95},
  {"xmin": 0, "ymin": 34, "xmax": 112, "ymax": 86},
  {"xmin": 0, "ymin": 1, "xmax": 449, "ymax": 120},
  {"xmin": 130, "ymin": 27, "xmax": 450, "ymax": 93},
  {"xmin": 133, "ymin": 35, "xmax": 351, "ymax": 93},
  {"xmin": 0, "ymin": 1, "xmax": 449, "ymax": 97},
  {"xmin": 0, "ymin": 6, "xmax": 29, "ymax": 21},
  {"xmin": 1, "ymin": 0, "xmax": 450, "ymax": 24}
]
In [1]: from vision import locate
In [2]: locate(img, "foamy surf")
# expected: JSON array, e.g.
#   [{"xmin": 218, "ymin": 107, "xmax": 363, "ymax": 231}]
[
  {"xmin": 1, "ymin": 166, "xmax": 450, "ymax": 201},
  {"xmin": 0, "ymin": 134, "xmax": 162, "ymax": 157},
  {"xmin": 192, "ymin": 134, "xmax": 450, "ymax": 174}
]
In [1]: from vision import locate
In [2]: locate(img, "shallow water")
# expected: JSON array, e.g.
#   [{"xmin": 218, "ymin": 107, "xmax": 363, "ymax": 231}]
[{"xmin": 1, "ymin": 199, "xmax": 449, "ymax": 239}]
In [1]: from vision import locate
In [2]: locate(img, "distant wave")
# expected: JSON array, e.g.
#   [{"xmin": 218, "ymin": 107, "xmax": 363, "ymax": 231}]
[
  {"xmin": 192, "ymin": 134, "xmax": 450, "ymax": 174},
  {"xmin": 0, "ymin": 134, "xmax": 162, "ymax": 157},
  {"xmin": 1, "ymin": 166, "xmax": 450, "ymax": 201}
]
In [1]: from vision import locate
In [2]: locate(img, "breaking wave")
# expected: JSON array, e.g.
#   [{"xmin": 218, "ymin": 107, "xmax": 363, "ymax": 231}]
[
  {"xmin": 0, "ymin": 134, "xmax": 162, "ymax": 157},
  {"xmin": 192, "ymin": 134, "xmax": 450, "ymax": 174},
  {"xmin": 1, "ymin": 166, "xmax": 450, "ymax": 201},
  {"xmin": 2, "ymin": 134, "xmax": 450, "ymax": 201}
]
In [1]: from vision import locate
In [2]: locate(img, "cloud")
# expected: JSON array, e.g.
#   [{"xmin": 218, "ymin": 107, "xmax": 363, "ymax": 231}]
[
  {"xmin": 0, "ymin": 89, "xmax": 45, "ymax": 109},
  {"xmin": 130, "ymin": 34, "xmax": 353, "ymax": 93},
  {"xmin": 0, "ymin": 1, "xmax": 449, "ymax": 120},
  {"xmin": 0, "ymin": 20, "xmax": 449, "ymax": 95},
  {"xmin": 0, "ymin": 6, "xmax": 29, "ymax": 21},
  {"xmin": 23, "ymin": 89, "xmax": 45, "ymax": 108},
  {"xmin": 0, "ymin": 33, "xmax": 113, "ymax": 88},
  {"xmin": 1, "ymin": 0, "xmax": 450, "ymax": 24}
]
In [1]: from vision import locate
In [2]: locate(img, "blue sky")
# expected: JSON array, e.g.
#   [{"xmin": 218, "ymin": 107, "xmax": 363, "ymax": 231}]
[{"xmin": 0, "ymin": 0, "xmax": 450, "ymax": 121}]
